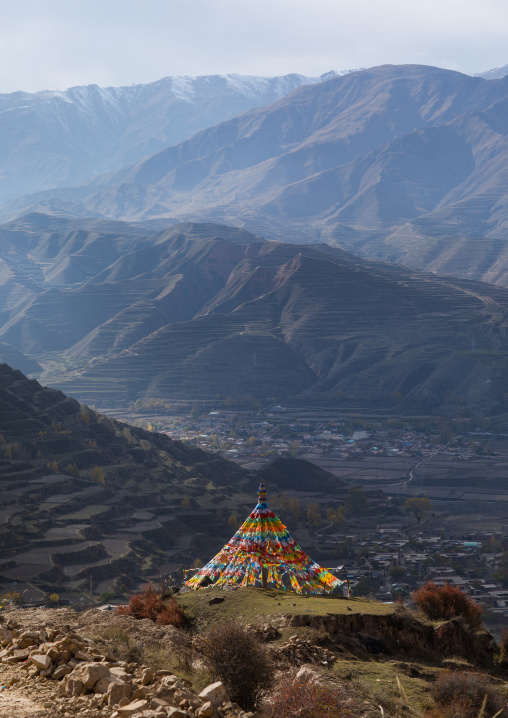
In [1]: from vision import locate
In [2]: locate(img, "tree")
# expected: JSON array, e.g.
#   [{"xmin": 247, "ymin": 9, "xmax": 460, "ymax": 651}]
[
  {"xmin": 181, "ymin": 496, "xmax": 191, "ymax": 510},
  {"xmin": 306, "ymin": 502, "xmax": 322, "ymax": 527},
  {"xmin": 327, "ymin": 506, "xmax": 345, "ymax": 526},
  {"xmin": 352, "ymin": 578, "xmax": 372, "ymax": 597},
  {"xmin": 404, "ymin": 497, "xmax": 432, "ymax": 523},
  {"xmin": 228, "ymin": 513, "xmax": 239, "ymax": 530},
  {"xmin": 346, "ymin": 488, "xmax": 367, "ymax": 516},
  {"xmin": 288, "ymin": 497, "xmax": 300, "ymax": 520},
  {"xmin": 91, "ymin": 465, "xmax": 106, "ymax": 486},
  {"xmin": 389, "ymin": 566, "xmax": 407, "ymax": 580}
]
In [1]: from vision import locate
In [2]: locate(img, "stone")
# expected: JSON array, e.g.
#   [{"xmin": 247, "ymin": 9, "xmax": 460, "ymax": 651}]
[
  {"xmin": 55, "ymin": 638, "xmax": 78, "ymax": 654},
  {"xmin": 3, "ymin": 649, "xmax": 29, "ymax": 663},
  {"xmin": 115, "ymin": 698, "xmax": 149, "ymax": 716},
  {"xmin": 110, "ymin": 667, "xmax": 132, "ymax": 682},
  {"xmin": 0, "ymin": 627, "xmax": 13, "ymax": 644},
  {"xmin": 198, "ymin": 682, "xmax": 228, "ymax": 709},
  {"xmin": 119, "ymin": 697, "xmax": 131, "ymax": 706},
  {"xmin": 140, "ymin": 668, "xmax": 153, "ymax": 686},
  {"xmin": 150, "ymin": 698, "xmax": 169, "ymax": 710},
  {"xmin": 32, "ymin": 654, "xmax": 52, "ymax": 670},
  {"xmin": 108, "ymin": 681, "xmax": 133, "ymax": 706},
  {"xmin": 197, "ymin": 701, "xmax": 215, "ymax": 718},
  {"xmin": 74, "ymin": 650, "xmax": 93, "ymax": 661},
  {"xmin": 166, "ymin": 708, "xmax": 187, "ymax": 718},
  {"xmin": 40, "ymin": 667, "xmax": 54, "ymax": 678},
  {"xmin": 75, "ymin": 662, "xmax": 111, "ymax": 690},
  {"xmin": 62, "ymin": 677, "xmax": 85, "ymax": 697},
  {"xmin": 52, "ymin": 665, "xmax": 73, "ymax": 680},
  {"xmin": 132, "ymin": 687, "xmax": 149, "ymax": 700}
]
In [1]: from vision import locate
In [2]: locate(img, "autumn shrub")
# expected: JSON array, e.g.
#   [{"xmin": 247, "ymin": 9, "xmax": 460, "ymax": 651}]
[
  {"xmin": 427, "ymin": 670, "xmax": 507, "ymax": 718},
  {"xmin": 411, "ymin": 581, "xmax": 482, "ymax": 628},
  {"xmin": 262, "ymin": 674, "xmax": 354, "ymax": 718},
  {"xmin": 116, "ymin": 584, "xmax": 185, "ymax": 627},
  {"xmin": 199, "ymin": 620, "xmax": 273, "ymax": 710}
]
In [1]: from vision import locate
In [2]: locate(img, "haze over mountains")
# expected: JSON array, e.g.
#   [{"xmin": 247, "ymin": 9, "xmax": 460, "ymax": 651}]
[
  {"xmin": 2, "ymin": 216, "xmax": 508, "ymax": 416},
  {"xmin": 7, "ymin": 64, "xmax": 508, "ymax": 288},
  {"xmin": 0, "ymin": 70, "xmax": 342, "ymax": 205}
]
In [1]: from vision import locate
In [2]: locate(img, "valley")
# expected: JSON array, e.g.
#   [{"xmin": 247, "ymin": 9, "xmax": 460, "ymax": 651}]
[{"xmin": 3, "ymin": 217, "xmax": 508, "ymax": 419}]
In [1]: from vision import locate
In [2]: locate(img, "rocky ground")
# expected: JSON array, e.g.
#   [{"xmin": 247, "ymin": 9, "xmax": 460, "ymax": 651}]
[
  {"xmin": 0, "ymin": 608, "xmax": 254, "ymax": 718},
  {"xmin": 2, "ymin": 596, "xmax": 508, "ymax": 718}
]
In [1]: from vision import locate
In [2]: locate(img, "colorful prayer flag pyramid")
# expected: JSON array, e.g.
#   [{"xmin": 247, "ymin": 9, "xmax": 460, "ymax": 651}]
[{"xmin": 186, "ymin": 481, "xmax": 343, "ymax": 594}]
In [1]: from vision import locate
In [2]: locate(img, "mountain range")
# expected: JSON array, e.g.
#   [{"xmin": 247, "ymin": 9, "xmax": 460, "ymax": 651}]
[
  {"xmin": 0, "ymin": 70, "xmax": 342, "ymax": 206},
  {"xmin": 6, "ymin": 64, "xmax": 508, "ymax": 289},
  {"xmin": 476, "ymin": 64, "xmax": 508, "ymax": 80},
  {"xmin": 2, "ymin": 216, "xmax": 508, "ymax": 415}
]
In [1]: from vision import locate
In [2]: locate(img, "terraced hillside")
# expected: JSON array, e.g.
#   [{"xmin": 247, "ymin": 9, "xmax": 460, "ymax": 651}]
[
  {"xmin": 4, "ymin": 217, "xmax": 508, "ymax": 415},
  {"xmin": 0, "ymin": 364, "xmax": 345, "ymax": 602},
  {"xmin": 0, "ymin": 363, "xmax": 250, "ymax": 600}
]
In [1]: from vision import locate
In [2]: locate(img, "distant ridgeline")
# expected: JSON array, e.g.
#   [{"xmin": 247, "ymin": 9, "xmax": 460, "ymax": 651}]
[
  {"xmin": 5, "ymin": 65, "xmax": 508, "ymax": 289},
  {"xmin": 2, "ymin": 218, "xmax": 508, "ymax": 416}
]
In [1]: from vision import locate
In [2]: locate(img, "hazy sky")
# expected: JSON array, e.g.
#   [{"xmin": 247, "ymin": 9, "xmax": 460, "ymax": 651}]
[{"xmin": 1, "ymin": 0, "xmax": 507, "ymax": 93}]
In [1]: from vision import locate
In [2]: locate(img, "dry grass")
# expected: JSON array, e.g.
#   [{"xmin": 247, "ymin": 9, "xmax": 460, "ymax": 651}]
[{"xmin": 178, "ymin": 586, "xmax": 395, "ymax": 629}]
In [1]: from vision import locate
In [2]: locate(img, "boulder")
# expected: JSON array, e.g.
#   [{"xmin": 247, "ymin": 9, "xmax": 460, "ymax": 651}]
[
  {"xmin": 52, "ymin": 665, "xmax": 72, "ymax": 680},
  {"xmin": 94, "ymin": 676, "xmax": 115, "ymax": 694},
  {"xmin": 114, "ymin": 698, "xmax": 149, "ymax": 716},
  {"xmin": 132, "ymin": 687, "xmax": 150, "ymax": 700},
  {"xmin": 141, "ymin": 667, "xmax": 154, "ymax": 686},
  {"xmin": 197, "ymin": 701, "xmax": 215, "ymax": 718},
  {"xmin": 74, "ymin": 661, "xmax": 110, "ymax": 690},
  {"xmin": 3, "ymin": 649, "xmax": 29, "ymax": 663},
  {"xmin": 74, "ymin": 650, "xmax": 93, "ymax": 661},
  {"xmin": 166, "ymin": 709, "xmax": 188, "ymax": 718},
  {"xmin": 198, "ymin": 681, "xmax": 228, "ymax": 708},
  {"xmin": 31, "ymin": 654, "xmax": 52, "ymax": 670},
  {"xmin": 61, "ymin": 676, "xmax": 85, "ymax": 697},
  {"xmin": 108, "ymin": 681, "xmax": 133, "ymax": 706},
  {"xmin": 110, "ymin": 667, "xmax": 132, "ymax": 682},
  {"xmin": 149, "ymin": 698, "xmax": 170, "ymax": 710}
]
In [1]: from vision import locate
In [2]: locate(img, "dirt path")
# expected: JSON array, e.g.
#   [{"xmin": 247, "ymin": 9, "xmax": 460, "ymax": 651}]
[
  {"xmin": 0, "ymin": 687, "xmax": 48, "ymax": 718},
  {"xmin": 0, "ymin": 664, "xmax": 56, "ymax": 718}
]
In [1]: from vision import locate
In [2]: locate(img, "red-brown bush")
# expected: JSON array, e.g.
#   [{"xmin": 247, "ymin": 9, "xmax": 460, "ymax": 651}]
[
  {"xmin": 116, "ymin": 584, "xmax": 185, "ymax": 627},
  {"xmin": 426, "ymin": 670, "xmax": 507, "ymax": 718},
  {"xmin": 411, "ymin": 581, "xmax": 482, "ymax": 628},
  {"xmin": 262, "ymin": 674, "xmax": 354, "ymax": 718}
]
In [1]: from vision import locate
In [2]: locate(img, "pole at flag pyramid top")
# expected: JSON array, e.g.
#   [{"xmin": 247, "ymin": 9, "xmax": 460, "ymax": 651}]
[{"xmin": 185, "ymin": 479, "xmax": 345, "ymax": 594}]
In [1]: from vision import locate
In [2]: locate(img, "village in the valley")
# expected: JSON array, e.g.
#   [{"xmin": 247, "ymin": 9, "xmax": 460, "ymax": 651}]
[{"xmin": 100, "ymin": 403, "xmax": 508, "ymax": 635}]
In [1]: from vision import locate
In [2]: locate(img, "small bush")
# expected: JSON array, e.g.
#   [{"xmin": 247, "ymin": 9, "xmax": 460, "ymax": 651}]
[
  {"xmin": 428, "ymin": 670, "xmax": 507, "ymax": 718},
  {"xmin": 412, "ymin": 581, "xmax": 482, "ymax": 628},
  {"xmin": 262, "ymin": 674, "xmax": 354, "ymax": 718},
  {"xmin": 199, "ymin": 620, "xmax": 273, "ymax": 710},
  {"xmin": 116, "ymin": 584, "xmax": 185, "ymax": 627}
]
